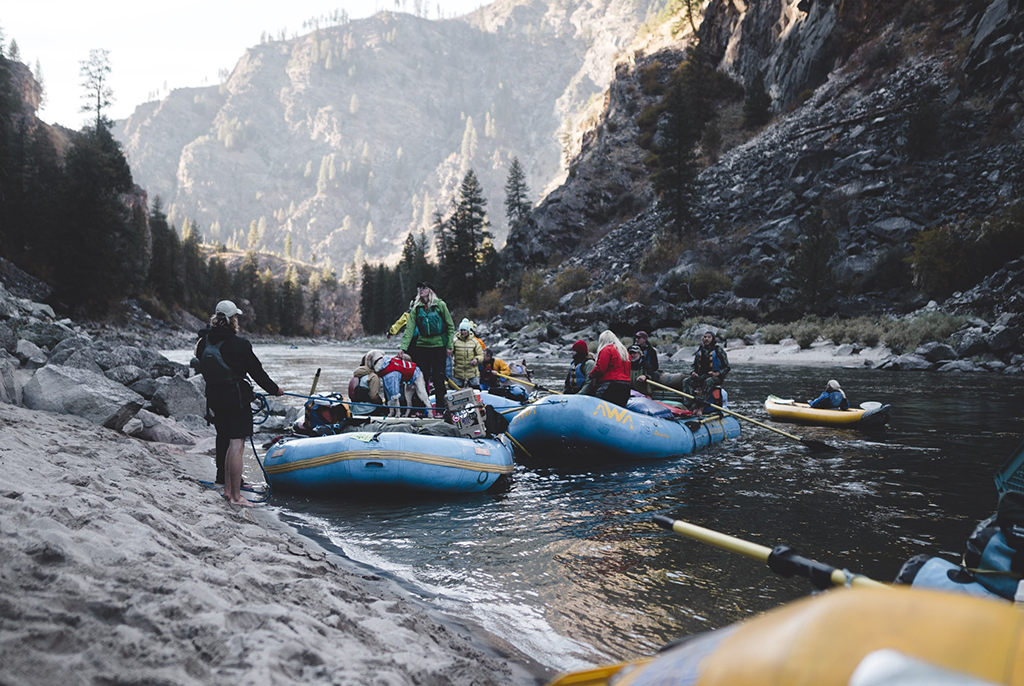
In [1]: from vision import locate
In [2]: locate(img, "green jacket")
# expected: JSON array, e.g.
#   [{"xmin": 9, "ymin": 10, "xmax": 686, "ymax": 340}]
[{"xmin": 401, "ymin": 297, "xmax": 454, "ymax": 351}]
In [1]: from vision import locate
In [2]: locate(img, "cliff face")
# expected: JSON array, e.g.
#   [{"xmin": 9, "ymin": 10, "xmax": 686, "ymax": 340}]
[
  {"xmin": 115, "ymin": 1, "xmax": 661, "ymax": 272},
  {"xmin": 502, "ymin": 0, "xmax": 1024, "ymax": 328}
]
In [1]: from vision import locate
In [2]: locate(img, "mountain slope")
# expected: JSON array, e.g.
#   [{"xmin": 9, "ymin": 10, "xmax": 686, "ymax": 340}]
[{"xmin": 116, "ymin": 1, "xmax": 663, "ymax": 273}]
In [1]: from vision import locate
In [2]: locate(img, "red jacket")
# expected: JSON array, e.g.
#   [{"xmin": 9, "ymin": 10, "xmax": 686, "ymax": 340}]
[{"xmin": 590, "ymin": 346, "xmax": 630, "ymax": 383}]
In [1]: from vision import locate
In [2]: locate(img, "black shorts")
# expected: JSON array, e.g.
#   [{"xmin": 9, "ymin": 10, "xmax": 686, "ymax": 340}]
[{"xmin": 207, "ymin": 384, "xmax": 253, "ymax": 440}]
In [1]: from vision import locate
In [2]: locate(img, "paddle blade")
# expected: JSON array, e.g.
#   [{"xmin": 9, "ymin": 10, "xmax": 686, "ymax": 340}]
[
  {"xmin": 859, "ymin": 401, "xmax": 883, "ymax": 410},
  {"xmin": 801, "ymin": 437, "xmax": 838, "ymax": 451}
]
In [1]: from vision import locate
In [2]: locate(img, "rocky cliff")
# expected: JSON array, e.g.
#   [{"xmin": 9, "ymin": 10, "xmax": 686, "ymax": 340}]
[
  {"xmin": 503, "ymin": 0, "xmax": 1024, "ymax": 329},
  {"xmin": 115, "ymin": 0, "xmax": 663, "ymax": 272}
]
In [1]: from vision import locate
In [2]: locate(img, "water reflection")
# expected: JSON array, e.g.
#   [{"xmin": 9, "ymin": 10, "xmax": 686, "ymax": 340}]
[{"xmin": 164, "ymin": 343, "xmax": 1024, "ymax": 671}]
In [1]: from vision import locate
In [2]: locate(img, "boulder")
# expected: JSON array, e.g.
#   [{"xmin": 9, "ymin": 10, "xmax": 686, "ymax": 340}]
[
  {"xmin": 915, "ymin": 342, "xmax": 958, "ymax": 363},
  {"xmin": 94, "ymin": 345, "xmax": 147, "ymax": 371},
  {"xmin": 48, "ymin": 336, "xmax": 92, "ymax": 365},
  {"xmin": 123, "ymin": 409, "xmax": 201, "ymax": 445},
  {"xmin": 500, "ymin": 306, "xmax": 530, "ymax": 332},
  {"xmin": 105, "ymin": 364, "xmax": 147, "ymax": 386},
  {"xmin": 15, "ymin": 339, "xmax": 47, "ymax": 369},
  {"xmin": 987, "ymin": 326, "xmax": 1023, "ymax": 353},
  {"xmin": 61, "ymin": 348, "xmax": 104, "ymax": 374},
  {"xmin": 886, "ymin": 354, "xmax": 933, "ymax": 371},
  {"xmin": 0, "ymin": 321, "xmax": 15, "ymax": 354},
  {"xmin": 22, "ymin": 364, "xmax": 144, "ymax": 430},
  {"xmin": 953, "ymin": 328, "xmax": 990, "ymax": 357},
  {"xmin": 0, "ymin": 350, "xmax": 19, "ymax": 405},
  {"xmin": 128, "ymin": 378, "xmax": 162, "ymax": 400},
  {"xmin": 149, "ymin": 374, "xmax": 206, "ymax": 419},
  {"xmin": 936, "ymin": 360, "xmax": 981, "ymax": 373}
]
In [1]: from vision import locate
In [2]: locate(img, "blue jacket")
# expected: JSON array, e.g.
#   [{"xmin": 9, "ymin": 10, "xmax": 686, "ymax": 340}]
[{"xmin": 809, "ymin": 390, "xmax": 849, "ymax": 410}]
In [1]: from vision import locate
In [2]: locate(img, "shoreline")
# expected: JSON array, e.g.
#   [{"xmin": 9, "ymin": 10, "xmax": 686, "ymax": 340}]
[{"xmin": 0, "ymin": 401, "xmax": 554, "ymax": 686}]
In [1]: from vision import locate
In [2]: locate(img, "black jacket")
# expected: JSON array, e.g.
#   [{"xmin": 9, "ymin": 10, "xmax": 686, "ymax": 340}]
[{"xmin": 196, "ymin": 326, "xmax": 280, "ymax": 396}]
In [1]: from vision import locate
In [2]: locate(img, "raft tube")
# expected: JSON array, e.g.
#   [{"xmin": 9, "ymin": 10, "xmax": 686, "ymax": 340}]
[
  {"xmin": 507, "ymin": 394, "xmax": 740, "ymax": 461},
  {"xmin": 263, "ymin": 430, "xmax": 514, "ymax": 494}
]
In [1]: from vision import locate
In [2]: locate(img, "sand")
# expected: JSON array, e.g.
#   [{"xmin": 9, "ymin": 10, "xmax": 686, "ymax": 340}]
[{"xmin": 0, "ymin": 401, "xmax": 550, "ymax": 686}]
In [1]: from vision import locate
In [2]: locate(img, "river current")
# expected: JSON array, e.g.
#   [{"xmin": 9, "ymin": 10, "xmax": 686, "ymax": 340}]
[{"xmin": 164, "ymin": 342, "xmax": 1024, "ymax": 673}]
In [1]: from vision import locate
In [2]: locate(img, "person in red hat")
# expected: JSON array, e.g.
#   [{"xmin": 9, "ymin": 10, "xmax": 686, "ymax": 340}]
[{"xmin": 563, "ymin": 339, "xmax": 595, "ymax": 394}]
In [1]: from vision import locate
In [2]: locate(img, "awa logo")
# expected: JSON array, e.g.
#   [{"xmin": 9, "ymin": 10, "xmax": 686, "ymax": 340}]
[{"xmin": 593, "ymin": 402, "xmax": 634, "ymax": 430}]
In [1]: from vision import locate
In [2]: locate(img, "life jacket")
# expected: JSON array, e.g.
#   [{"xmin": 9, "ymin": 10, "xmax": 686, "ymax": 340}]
[
  {"xmin": 415, "ymin": 305, "xmax": 445, "ymax": 337},
  {"xmin": 379, "ymin": 356, "xmax": 417, "ymax": 382},
  {"xmin": 304, "ymin": 393, "xmax": 350, "ymax": 434},
  {"xmin": 695, "ymin": 345, "xmax": 726, "ymax": 374},
  {"xmin": 566, "ymin": 359, "xmax": 588, "ymax": 393}
]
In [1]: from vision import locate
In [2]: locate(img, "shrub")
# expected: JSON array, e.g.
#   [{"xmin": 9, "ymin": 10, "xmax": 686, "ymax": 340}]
[
  {"xmin": 701, "ymin": 121, "xmax": 722, "ymax": 164},
  {"xmin": 743, "ymin": 72, "xmax": 772, "ymax": 128},
  {"xmin": 732, "ymin": 269, "xmax": 773, "ymax": 297},
  {"xmin": 472, "ymin": 288, "xmax": 503, "ymax": 320},
  {"xmin": 725, "ymin": 317, "xmax": 756, "ymax": 340},
  {"xmin": 847, "ymin": 317, "xmax": 883, "ymax": 347},
  {"xmin": 761, "ymin": 323, "xmax": 790, "ymax": 344},
  {"xmin": 604, "ymin": 276, "xmax": 645, "ymax": 303},
  {"xmin": 520, "ymin": 271, "xmax": 557, "ymax": 313},
  {"xmin": 554, "ymin": 266, "xmax": 592, "ymax": 296},
  {"xmin": 791, "ymin": 319, "xmax": 821, "ymax": 349},
  {"xmin": 640, "ymin": 232, "xmax": 689, "ymax": 275},
  {"xmin": 689, "ymin": 267, "xmax": 732, "ymax": 299},
  {"xmin": 882, "ymin": 312, "xmax": 967, "ymax": 353},
  {"xmin": 639, "ymin": 61, "xmax": 664, "ymax": 96}
]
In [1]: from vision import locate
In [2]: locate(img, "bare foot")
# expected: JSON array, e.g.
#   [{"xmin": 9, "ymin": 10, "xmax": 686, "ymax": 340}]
[{"xmin": 223, "ymin": 491, "xmax": 257, "ymax": 507}]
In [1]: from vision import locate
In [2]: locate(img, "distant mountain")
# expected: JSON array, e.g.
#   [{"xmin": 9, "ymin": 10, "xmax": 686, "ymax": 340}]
[{"xmin": 115, "ymin": 0, "xmax": 663, "ymax": 273}]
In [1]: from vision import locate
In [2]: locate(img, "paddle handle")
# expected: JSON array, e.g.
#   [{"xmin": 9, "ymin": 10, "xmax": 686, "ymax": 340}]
[
  {"xmin": 309, "ymin": 368, "xmax": 322, "ymax": 396},
  {"xmin": 653, "ymin": 515, "xmax": 887, "ymax": 590},
  {"xmin": 647, "ymin": 379, "xmax": 807, "ymax": 443},
  {"xmin": 494, "ymin": 370, "xmax": 562, "ymax": 394}
]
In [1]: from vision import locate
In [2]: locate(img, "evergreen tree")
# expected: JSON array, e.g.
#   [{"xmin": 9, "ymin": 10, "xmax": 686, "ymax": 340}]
[
  {"xmin": 207, "ymin": 256, "xmax": 232, "ymax": 304},
  {"xmin": 79, "ymin": 49, "xmax": 114, "ymax": 129},
  {"xmin": 653, "ymin": 81, "xmax": 703, "ymax": 237},
  {"xmin": 743, "ymin": 71, "xmax": 772, "ymax": 128},
  {"xmin": 180, "ymin": 221, "xmax": 209, "ymax": 313},
  {"xmin": 438, "ymin": 169, "xmax": 491, "ymax": 308},
  {"xmin": 54, "ymin": 124, "xmax": 145, "ymax": 315},
  {"xmin": 279, "ymin": 265, "xmax": 304, "ymax": 335},
  {"xmin": 359, "ymin": 262, "xmax": 377, "ymax": 333},
  {"xmin": 789, "ymin": 207, "xmax": 839, "ymax": 310},
  {"xmin": 504, "ymin": 157, "xmax": 531, "ymax": 229}
]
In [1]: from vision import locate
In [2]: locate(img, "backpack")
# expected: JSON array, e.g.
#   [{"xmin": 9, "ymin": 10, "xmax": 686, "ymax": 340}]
[
  {"xmin": 507, "ymin": 359, "xmax": 532, "ymax": 381},
  {"xmin": 304, "ymin": 393, "xmax": 351, "ymax": 435}
]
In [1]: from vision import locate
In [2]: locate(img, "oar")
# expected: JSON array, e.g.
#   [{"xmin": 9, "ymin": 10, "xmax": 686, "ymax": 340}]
[
  {"xmin": 309, "ymin": 368, "xmax": 322, "ymax": 396},
  {"xmin": 652, "ymin": 515, "xmax": 887, "ymax": 590},
  {"xmin": 647, "ymin": 379, "xmax": 835, "ymax": 451},
  {"xmin": 493, "ymin": 370, "xmax": 561, "ymax": 394}
]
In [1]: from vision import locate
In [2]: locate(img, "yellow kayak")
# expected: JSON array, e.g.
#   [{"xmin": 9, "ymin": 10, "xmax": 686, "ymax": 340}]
[
  {"xmin": 764, "ymin": 394, "xmax": 891, "ymax": 428},
  {"xmin": 546, "ymin": 587, "xmax": 1023, "ymax": 686}
]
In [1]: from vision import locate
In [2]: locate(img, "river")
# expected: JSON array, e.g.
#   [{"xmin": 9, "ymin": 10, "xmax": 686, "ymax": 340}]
[{"xmin": 164, "ymin": 342, "xmax": 1024, "ymax": 673}]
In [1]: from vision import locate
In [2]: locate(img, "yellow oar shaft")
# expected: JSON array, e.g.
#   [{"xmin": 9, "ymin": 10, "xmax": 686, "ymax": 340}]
[
  {"xmin": 655, "ymin": 515, "xmax": 887, "ymax": 589},
  {"xmin": 494, "ymin": 370, "xmax": 561, "ymax": 394},
  {"xmin": 647, "ymin": 379, "xmax": 807, "ymax": 443},
  {"xmin": 667, "ymin": 518, "xmax": 772, "ymax": 563}
]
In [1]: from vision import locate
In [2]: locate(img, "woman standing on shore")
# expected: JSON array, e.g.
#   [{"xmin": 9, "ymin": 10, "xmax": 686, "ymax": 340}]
[
  {"xmin": 582, "ymin": 330, "xmax": 631, "ymax": 408},
  {"xmin": 197, "ymin": 300, "xmax": 284, "ymax": 506}
]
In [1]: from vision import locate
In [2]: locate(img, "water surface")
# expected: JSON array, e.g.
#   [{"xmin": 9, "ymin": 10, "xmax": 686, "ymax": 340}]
[{"xmin": 166, "ymin": 343, "xmax": 1024, "ymax": 672}]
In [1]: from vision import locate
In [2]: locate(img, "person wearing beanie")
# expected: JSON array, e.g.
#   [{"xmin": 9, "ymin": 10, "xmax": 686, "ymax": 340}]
[
  {"xmin": 627, "ymin": 344, "xmax": 652, "ymax": 395},
  {"xmin": 683, "ymin": 330, "xmax": 730, "ymax": 417},
  {"xmin": 452, "ymin": 318, "xmax": 484, "ymax": 388},
  {"xmin": 563, "ymin": 339, "xmax": 595, "ymax": 394},
  {"xmin": 809, "ymin": 379, "xmax": 850, "ymax": 410}
]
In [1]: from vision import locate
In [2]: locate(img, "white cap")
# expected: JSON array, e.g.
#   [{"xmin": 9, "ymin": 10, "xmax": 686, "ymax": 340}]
[{"xmin": 215, "ymin": 300, "xmax": 243, "ymax": 317}]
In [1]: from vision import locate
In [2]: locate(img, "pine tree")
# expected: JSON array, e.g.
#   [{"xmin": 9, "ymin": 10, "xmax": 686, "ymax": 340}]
[
  {"xmin": 653, "ymin": 81, "xmax": 703, "ymax": 237},
  {"xmin": 359, "ymin": 262, "xmax": 377, "ymax": 332},
  {"xmin": 439, "ymin": 169, "xmax": 491, "ymax": 307},
  {"xmin": 146, "ymin": 197, "xmax": 183, "ymax": 307},
  {"xmin": 743, "ymin": 71, "xmax": 772, "ymax": 128},
  {"xmin": 504, "ymin": 157, "xmax": 531, "ymax": 229},
  {"xmin": 79, "ymin": 49, "xmax": 114, "ymax": 130}
]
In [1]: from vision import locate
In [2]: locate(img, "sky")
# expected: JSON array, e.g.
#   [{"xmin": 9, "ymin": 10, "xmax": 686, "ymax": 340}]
[{"xmin": 3, "ymin": 0, "xmax": 487, "ymax": 129}]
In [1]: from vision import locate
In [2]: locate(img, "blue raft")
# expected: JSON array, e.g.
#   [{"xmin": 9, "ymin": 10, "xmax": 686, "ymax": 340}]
[
  {"xmin": 263, "ymin": 429, "xmax": 514, "ymax": 494},
  {"xmin": 507, "ymin": 394, "xmax": 741, "ymax": 461}
]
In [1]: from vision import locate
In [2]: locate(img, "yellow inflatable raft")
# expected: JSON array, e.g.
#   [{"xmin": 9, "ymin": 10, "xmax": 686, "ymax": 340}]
[
  {"xmin": 547, "ymin": 587, "xmax": 1024, "ymax": 686},
  {"xmin": 764, "ymin": 395, "xmax": 891, "ymax": 428}
]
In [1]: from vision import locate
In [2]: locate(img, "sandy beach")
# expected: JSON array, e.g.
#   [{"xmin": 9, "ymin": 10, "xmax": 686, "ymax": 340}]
[{"xmin": 0, "ymin": 400, "xmax": 550, "ymax": 686}]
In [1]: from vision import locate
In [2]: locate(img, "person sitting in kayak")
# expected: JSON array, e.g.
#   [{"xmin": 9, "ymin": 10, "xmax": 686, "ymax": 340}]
[
  {"xmin": 580, "ymin": 330, "xmax": 631, "ymax": 408},
  {"xmin": 683, "ymin": 331, "xmax": 730, "ymax": 417},
  {"xmin": 808, "ymin": 379, "xmax": 850, "ymax": 410},
  {"xmin": 563, "ymin": 339, "xmax": 595, "ymax": 394},
  {"xmin": 633, "ymin": 330, "xmax": 661, "ymax": 382}
]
